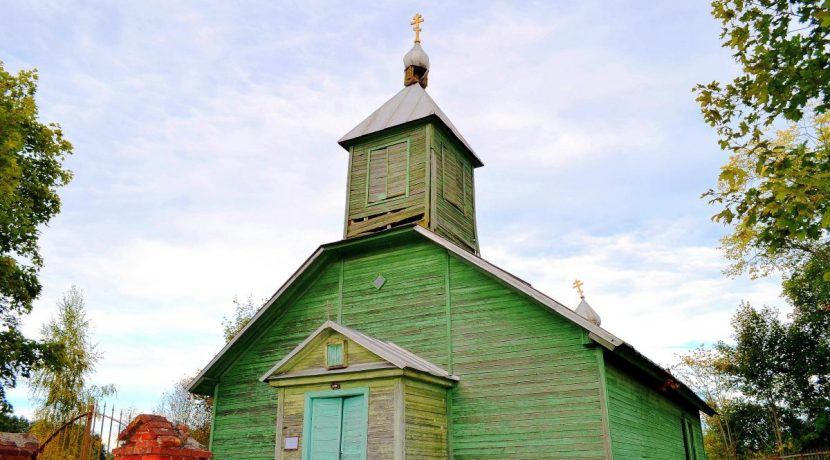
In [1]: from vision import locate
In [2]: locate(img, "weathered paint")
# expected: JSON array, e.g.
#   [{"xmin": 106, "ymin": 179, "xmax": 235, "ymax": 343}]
[
  {"xmin": 211, "ymin": 261, "xmax": 341, "ymax": 459},
  {"xmin": 301, "ymin": 388, "xmax": 368, "ymax": 460},
  {"xmin": 341, "ymin": 120, "xmax": 479, "ymax": 254},
  {"xmin": 206, "ymin": 234, "xmax": 708, "ymax": 459},
  {"xmin": 605, "ymin": 357, "xmax": 707, "ymax": 459},
  {"xmin": 208, "ymin": 382, "xmax": 218, "ymax": 452},
  {"xmin": 274, "ymin": 369, "xmax": 448, "ymax": 460},
  {"xmin": 404, "ymin": 379, "xmax": 448, "ymax": 459},
  {"xmin": 448, "ymin": 254, "xmax": 607, "ymax": 458},
  {"xmin": 285, "ymin": 331, "xmax": 379, "ymax": 375},
  {"xmin": 283, "ymin": 380, "xmax": 394, "ymax": 460},
  {"xmin": 345, "ymin": 124, "xmax": 427, "ymax": 239},
  {"xmin": 429, "ymin": 123, "xmax": 478, "ymax": 253}
]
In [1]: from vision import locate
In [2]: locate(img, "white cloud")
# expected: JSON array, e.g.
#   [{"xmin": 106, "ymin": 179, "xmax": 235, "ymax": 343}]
[
  {"xmin": 483, "ymin": 221, "xmax": 784, "ymax": 367},
  {"xmin": 2, "ymin": 1, "xmax": 766, "ymax": 418}
]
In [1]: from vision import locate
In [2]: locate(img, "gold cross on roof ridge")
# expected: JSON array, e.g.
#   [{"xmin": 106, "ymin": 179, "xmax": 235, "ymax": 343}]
[
  {"xmin": 411, "ymin": 13, "xmax": 424, "ymax": 43},
  {"xmin": 572, "ymin": 279, "xmax": 585, "ymax": 299}
]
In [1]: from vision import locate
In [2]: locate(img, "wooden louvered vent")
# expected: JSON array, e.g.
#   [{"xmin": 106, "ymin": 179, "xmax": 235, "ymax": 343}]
[
  {"xmin": 368, "ymin": 141, "xmax": 408, "ymax": 203},
  {"xmin": 442, "ymin": 145, "xmax": 465, "ymax": 212}
]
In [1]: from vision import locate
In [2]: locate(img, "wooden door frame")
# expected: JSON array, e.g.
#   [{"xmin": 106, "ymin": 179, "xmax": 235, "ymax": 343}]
[{"xmin": 301, "ymin": 387, "xmax": 369, "ymax": 460}]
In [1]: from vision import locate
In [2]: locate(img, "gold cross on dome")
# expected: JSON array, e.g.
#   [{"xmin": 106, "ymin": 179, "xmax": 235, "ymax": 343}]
[
  {"xmin": 411, "ymin": 13, "xmax": 424, "ymax": 43},
  {"xmin": 572, "ymin": 279, "xmax": 585, "ymax": 299}
]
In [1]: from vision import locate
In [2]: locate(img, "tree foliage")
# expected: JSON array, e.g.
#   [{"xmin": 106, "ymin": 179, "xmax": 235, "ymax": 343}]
[
  {"xmin": 717, "ymin": 111, "xmax": 830, "ymax": 277},
  {"xmin": 221, "ymin": 295, "xmax": 259, "ymax": 343},
  {"xmin": 0, "ymin": 412, "xmax": 30, "ymax": 432},
  {"xmin": 678, "ymin": 252, "xmax": 830, "ymax": 456},
  {"xmin": 696, "ymin": 0, "xmax": 830, "ymax": 278},
  {"xmin": 29, "ymin": 286, "xmax": 114, "ymax": 422},
  {"xmin": 0, "ymin": 61, "xmax": 73, "ymax": 414},
  {"xmin": 156, "ymin": 376, "xmax": 212, "ymax": 446},
  {"xmin": 673, "ymin": 347, "xmax": 741, "ymax": 459}
]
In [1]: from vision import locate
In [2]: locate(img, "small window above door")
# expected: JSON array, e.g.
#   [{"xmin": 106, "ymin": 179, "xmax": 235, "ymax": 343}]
[{"xmin": 326, "ymin": 339, "xmax": 348, "ymax": 369}]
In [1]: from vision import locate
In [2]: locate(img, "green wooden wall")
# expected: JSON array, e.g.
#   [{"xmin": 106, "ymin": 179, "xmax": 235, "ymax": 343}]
[
  {"xmin": 605, "ymin": 359, "xmax": 707, "ymax": 459},
  {"xmin": 447, "ymin": 255, "xmax": 607, "ymax": 459},
  {"xmin": 209, "ymin": 235, "xmax": 706, "ymax": 459},
  {"xmin": 428, "ymin": 123, "xmax": 478, "ymax": 253},
  {"xmin": 212, "ymin": 262, "xmax": 341, "ymax": 459},
  {"xmin": 404, "ymin": 379, "xmax": 448, "ymax": 459}
]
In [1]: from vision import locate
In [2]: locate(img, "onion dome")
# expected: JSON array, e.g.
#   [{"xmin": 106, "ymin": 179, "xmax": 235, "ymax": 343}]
[
  {"xmin": 576, "ymin": 298, "xmax": 602, "ymax": 327},
  {"xmin": 572, "ymin": 279, "xmax": 601, "ymax": 326},
  {"xmin": 404, "ymin": 43, "xmax": 430, "ymax": 70}
]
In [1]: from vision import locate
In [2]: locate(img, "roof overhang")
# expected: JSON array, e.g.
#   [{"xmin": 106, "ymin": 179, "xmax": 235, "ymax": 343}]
[
  {"xmin": 337, "ymin": 84, "xmax": 483, "ymax": 168},
  {"xmin": 260, "ymin": 320, "xmax": 457, "ymax": 383}
]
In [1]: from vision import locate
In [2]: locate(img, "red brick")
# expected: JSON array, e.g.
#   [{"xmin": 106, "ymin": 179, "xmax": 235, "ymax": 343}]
[{"xmin": 113, "ymin": 414, "xmax": 211, "ymax": 460}]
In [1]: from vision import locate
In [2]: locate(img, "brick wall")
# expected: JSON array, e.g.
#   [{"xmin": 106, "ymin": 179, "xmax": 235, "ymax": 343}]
[
  {"xmin": 0, "ymin": 432, "xmax": 38, "ymax": 460},
  {"xmin": 113, "ymin": 414, "xmax": 211, "ymax": 460}
]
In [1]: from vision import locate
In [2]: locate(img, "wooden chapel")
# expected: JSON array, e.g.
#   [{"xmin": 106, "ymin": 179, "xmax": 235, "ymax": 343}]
[{"xmin": 189, "ymin": 14, "xmax": 714, "ymax": 460}]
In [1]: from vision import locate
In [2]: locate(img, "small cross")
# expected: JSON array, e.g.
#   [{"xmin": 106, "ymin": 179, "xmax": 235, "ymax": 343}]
[
  {"xmin": 411, "ymin": 13, "xmax": 424, "ymax": 43},
  {"xmin": 572, "ymin": 279, "xmax": 585, "ymax": 299}
]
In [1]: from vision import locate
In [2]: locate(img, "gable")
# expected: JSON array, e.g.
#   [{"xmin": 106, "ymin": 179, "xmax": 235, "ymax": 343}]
[
  {"xmin": 263, "ymin": 320, "xmax": 457, "ymax": 384},
  {"xmin": 189, "ymin": 225, "xmax": 712, "ymax": 415},
  {"xmin": 271, "ymin": 330, "xmax": 385, "ymax": 378}
]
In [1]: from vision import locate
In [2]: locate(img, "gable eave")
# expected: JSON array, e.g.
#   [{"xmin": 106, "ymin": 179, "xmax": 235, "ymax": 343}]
[
  {"xmin": 188, "ymin": 227, "xmax": 423, "ymax": 395},
  {"xmin": 187, "ymin": 246, "xmax": 328, "ymax": 395},
  {"xmin": 410, "ymin": 226, "xmax": 715, "ymax": 415},
  {"xmin": 410, "ymin": 226, "xmax": 625, "ymax": 349}
]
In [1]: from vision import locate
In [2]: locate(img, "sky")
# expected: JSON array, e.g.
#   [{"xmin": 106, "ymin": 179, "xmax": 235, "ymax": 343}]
[{"xmin": 2, "ymin": 1, "xmax": 785, "ymax": 417}]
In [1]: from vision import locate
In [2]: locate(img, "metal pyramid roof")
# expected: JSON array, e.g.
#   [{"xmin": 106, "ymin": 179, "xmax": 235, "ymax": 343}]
[{"xmin": 338, "ymin": 84, "xmax": 482, "ymax": 167}]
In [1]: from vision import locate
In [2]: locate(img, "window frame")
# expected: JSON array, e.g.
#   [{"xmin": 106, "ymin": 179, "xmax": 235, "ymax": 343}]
[
  {"xmin": 325, "ymin": 339, "xmax": 348, "ymax": 370},
  {"xmin": 364, "ymin": 138, "xmax": 411, "ymax": 206}
]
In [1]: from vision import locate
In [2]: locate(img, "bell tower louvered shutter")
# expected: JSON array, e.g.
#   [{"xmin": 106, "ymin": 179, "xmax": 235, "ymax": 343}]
[
  {"xmin": 367, "ymin": 141, "xmax": 408, "ymax": 204},
  {"xmin": 443, "ymin": 146, "xmax": 465, "ymax": 211},
  {"xmin": 367, "ymin": 149, "xmax": 389, "ymax": 203},
  {"xmin": 386, "ymin": 142, "xmax": 408, "ymax": 199}
]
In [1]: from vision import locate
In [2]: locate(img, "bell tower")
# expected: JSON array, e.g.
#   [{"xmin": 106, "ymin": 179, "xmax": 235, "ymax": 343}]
[{"xmin": 338, "ymin": 14, "xmax": 483, "ymax": 254}]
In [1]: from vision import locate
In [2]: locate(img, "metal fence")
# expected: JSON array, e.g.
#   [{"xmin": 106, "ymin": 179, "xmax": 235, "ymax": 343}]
[{"xmin": 36, "ymin": 402, "xmax": 128, "ymax": 460}]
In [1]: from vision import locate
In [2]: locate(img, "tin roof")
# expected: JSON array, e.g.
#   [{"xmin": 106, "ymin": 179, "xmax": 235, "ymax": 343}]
[{"xmin": 338, "ymin": 84, "xmax": 483, "ymax": 167}]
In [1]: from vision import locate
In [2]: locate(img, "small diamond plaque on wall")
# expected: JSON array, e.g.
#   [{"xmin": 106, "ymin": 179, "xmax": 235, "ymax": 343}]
[{"xmin": 373, "ymin": 275, "xmax": 386, "ymax": 290}]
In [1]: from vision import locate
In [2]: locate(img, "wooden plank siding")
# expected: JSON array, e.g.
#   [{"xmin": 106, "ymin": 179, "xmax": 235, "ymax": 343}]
[
  {"xmin": 429, "ymin": 123, "xmax": 478, "ymax": 254},
  {"xmin": 209, "ymin": 235, "xmax": 705, "ymax": 459},
  {"xmin": 605, "ymin": 359, "xmax": 707, "ymax": 459},
  {"xmin": 345, "ymin": 124, "xmax": 428, "ymax": 238},
  {"xmin": 340, "ymin": 241, "xmax": 450, "ymax": 370},
  {"xmin": 405, "ymin": 380, "xmax": 449, "ymax": 459},
  {"xmin": 448, "ymin": 255, "xmax": 607, "ymax": 459},
  {"xmin": 211, "ymin": 262, "xmax": 342, "ymax": 459}
]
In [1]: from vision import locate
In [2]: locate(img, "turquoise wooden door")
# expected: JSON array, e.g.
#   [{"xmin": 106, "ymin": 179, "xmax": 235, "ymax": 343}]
[
  {"xmin": 339, "ymin": 395, "xmax": 364, "ymax": 460},
  {"xmin": 308, "ymin": 398, "xmax": 343, "ymax": 459},
  {"xmin": 304, "ymin": 391, "xmax": 367, "ymax": 460}
]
